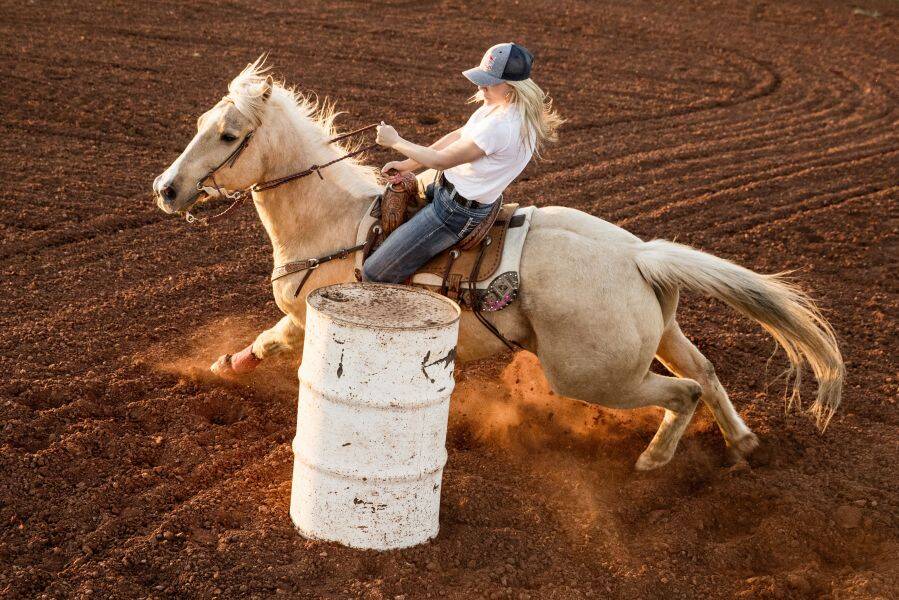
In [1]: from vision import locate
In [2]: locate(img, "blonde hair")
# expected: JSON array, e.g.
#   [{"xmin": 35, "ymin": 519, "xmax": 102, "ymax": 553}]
[{"xmin": 468, "ymin": 78, "xmax": 564, "ymax": 158}]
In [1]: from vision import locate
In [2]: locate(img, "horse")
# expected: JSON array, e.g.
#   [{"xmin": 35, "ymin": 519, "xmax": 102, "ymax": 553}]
[{"xmin": 152, "ymin": 60, "xmax": 844, "ymax": 470}]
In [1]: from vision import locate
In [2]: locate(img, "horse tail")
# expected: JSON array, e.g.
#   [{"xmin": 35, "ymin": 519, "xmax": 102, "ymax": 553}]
[{"xmin": 634, "ymin": 239, "xmax": 844, "ymax": 431}]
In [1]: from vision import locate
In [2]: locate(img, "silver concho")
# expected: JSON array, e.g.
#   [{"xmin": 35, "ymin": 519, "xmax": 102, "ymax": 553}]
[{"xmin": 478, "ymin": 271, "xmax": 519, "ymax": 312}]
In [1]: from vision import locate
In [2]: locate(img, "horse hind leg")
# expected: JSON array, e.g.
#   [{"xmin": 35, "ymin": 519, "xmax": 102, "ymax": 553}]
[
  {"xmin": 534, "ymin": 334, "xmax": 700, "ymax": 471},
  {"xmin": 647, "ymin": 320, "xmax": 758, "ymax": 468},
  {"xmin": 628, "ymin": 371, "xmax": 703, "ymax": 471}
]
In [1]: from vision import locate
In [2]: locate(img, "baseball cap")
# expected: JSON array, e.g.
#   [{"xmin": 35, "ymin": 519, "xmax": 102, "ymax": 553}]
[{"xmin": 463, "ymin": 43, "xmax": 534, "ymax": 86}]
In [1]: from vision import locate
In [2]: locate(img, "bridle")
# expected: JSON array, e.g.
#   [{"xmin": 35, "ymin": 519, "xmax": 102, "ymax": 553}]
[
  {"xmin": 183, "ymin": 123, "xmax": 380, "ymax": 226},
  {"xmin": 168, "ymin": 104, "xmax": 384, "ymax": 298},
  {"xmin": 183, "ymin": 130, "xmax": 256, "ymax": 225}
]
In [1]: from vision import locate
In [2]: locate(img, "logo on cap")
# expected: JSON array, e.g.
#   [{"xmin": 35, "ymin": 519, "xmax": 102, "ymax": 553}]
[{"xmin": 481, "ymin": 53, "xmax": 496, "ymax": 72}]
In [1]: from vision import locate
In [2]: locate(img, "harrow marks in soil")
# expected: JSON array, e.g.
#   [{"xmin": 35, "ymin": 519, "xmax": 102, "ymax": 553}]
[{"xmin": 1, "ymin": 1, "xmax": 896, "ymax": 598}]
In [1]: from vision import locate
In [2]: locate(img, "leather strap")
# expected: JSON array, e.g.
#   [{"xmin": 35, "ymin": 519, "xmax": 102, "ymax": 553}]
[
  {"xmin": 271, "ymin": 258, "xmax": 320, "ymax": 282},
  {"xmin": 271, "ymin": 243, "xmax": 367, "ymax": 282},
  {"xmin": 440, "ymin": 249, "xmax": 460, "ymax": 296},
  {"xmin": 253, "ymin": 142, "xmax": 378, "ymax": 192},
  {"xmin": 458, "ymin": 195, "xmax": 503, "ymax": 250},
  {"xmin": 270, "ymin": 242, "xmax": 367, "ymax": 298},
  {"xmin": 202, "ymin": 130, "xmax": 254, "ymax": 183},
  {"xmin": 293, "ymin": 269, "xmax": 316, "ymax": 298},
  {"xmin": 184, "ymin": 124, "xmax": 379, "ymax": 226},
  {"xmin": 253, "ymin": 124, "xmax": 379, "ymax": 192},
  {"xmin": 509, "ymin": 213, "xmax": 526, "ymax": 228},
  {"xmin": 438, "ymin": 171, "xmax": 483, "ymax": 208},
  {"xmin": 467, "ymin": 237, "xmax": 524, "ymax": 352}
]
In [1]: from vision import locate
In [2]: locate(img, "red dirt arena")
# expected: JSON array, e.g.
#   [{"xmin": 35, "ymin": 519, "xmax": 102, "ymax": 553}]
[{"xmin": 2, "ymin": 1, "xmax": 897, "ymax": 598}]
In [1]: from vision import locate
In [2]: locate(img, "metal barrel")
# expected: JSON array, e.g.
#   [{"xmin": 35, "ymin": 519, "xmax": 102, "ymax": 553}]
[{"xmin": 290, "ymin": 283, "xmax": 461, "ymax": 550}]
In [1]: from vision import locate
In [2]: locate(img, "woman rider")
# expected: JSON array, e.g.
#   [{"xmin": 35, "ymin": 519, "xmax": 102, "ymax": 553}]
[{"xmin": 364, "ymin": 42, "xmax": 563, "ymax": 283}]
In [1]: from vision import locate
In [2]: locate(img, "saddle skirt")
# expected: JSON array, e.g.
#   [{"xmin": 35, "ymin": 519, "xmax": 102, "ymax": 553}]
[{"xmin": 355, "ymin": 198, "xmax": 536, "ymax": 311}]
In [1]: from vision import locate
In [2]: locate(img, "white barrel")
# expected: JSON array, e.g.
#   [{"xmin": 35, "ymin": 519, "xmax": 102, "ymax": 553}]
[{"xmin": 290, "ymin": 283, "xmax": 461, "ymax": 550}]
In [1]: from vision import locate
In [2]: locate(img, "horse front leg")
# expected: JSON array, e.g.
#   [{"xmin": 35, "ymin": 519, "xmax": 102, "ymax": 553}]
[{"xmin": 210, "ymin": 315, "xmax": 304, "ymax": 378}]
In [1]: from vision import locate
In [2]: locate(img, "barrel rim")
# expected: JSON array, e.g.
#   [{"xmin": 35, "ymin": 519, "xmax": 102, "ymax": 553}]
[{"xmin": 307, "ymin": 282, "xmax": 462, "ymax": 330}]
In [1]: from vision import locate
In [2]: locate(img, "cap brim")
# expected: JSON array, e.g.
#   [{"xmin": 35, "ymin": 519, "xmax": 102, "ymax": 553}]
[{"xmin": 463, "ymin": 67, "xmax": 504, "ymax": 87}]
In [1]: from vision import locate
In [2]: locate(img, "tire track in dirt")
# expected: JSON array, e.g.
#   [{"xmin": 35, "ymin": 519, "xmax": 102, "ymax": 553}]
[
  {"xmin": 733, "ymin": 186, "xmax": 897, "ymax": 239},
  {"xmin": 555, "ymin": 68, "xmax": 866, "ymax": 169},
  {"xmin": 524, "ymin": 46, "xmax": 888, "ymax": 218},
  {"xmin": 560, "ymin": 70, "xmax": 896, "ymax": 204},
  {"xmin": 550, "ymin": 91, "xmax": 895, "ymax": 232},
  {"xmin": 514, "ymin": 83, "xmax": 869, "ymax": 211},
  {"xmin": 617, "ymin": 133, "xmax": 897, "ymax": 232},
  {"xmin": 612, "ymin": 140, "xmax": 897, "ymax": 229}
]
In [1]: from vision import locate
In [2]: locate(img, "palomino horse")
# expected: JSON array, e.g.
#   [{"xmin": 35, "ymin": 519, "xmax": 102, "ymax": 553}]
[{"xmin": 153, "ymin": 61, "xmax": 844, "ymax": 470}]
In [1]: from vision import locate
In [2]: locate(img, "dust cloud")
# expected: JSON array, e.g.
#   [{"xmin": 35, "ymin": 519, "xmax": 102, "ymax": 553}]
[
  {"xmin": 151, "ymin": 316, "xmax": 299, "ymax": 398},
  {"xmin": 450, "ymin": 351, "xmax": 662, "ymax": 453}
]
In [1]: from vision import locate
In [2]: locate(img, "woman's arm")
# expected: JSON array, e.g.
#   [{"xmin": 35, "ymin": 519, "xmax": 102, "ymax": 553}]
[
  {"xmin": 431, "ymin": 128, "xmax": 463, "ymax": 150},
  {"xmin": 378, "ymin": 124, "xmax": 484, "ymax": 171},
  {"xmin": 383, "ymin": 128, "xmax": 463, "ymax": 173}
]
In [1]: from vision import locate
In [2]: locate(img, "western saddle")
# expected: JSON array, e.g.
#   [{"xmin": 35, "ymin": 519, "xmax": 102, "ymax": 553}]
[{"xmin": 360, "ymin": 171, "xmax": 523, "ymax": 307}]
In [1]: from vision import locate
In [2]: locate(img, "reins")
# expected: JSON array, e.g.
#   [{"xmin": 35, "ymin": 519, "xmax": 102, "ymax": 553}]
[
  {"xmin": 253, "ymin": 124, "xmax": 379, "ymax": 191},
  {"xmin": 184, "ymin": 123, "xmax": 379, "ymax": 226}
]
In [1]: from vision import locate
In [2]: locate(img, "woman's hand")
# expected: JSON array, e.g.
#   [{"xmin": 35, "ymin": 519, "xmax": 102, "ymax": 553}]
[
  {"xmin": 381, "ymin": 161, "xmax": 409, "ymax": 184},
  {"xmin": 376, "ymin": 122, "xmax": 401, "ymax": 148}
]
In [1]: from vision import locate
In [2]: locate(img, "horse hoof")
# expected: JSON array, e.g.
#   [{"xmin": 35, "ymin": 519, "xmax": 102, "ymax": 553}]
[
  {"xmin": 210, "ymin": 354, "xmax": 236, "ymax": 378},
  {"xmin": 726, "ymin": 432, "xmax": 760, "ymax": 463},
  {"xmin": 635, "ymin": 450, "xmax": 672, "ymax": 471}
]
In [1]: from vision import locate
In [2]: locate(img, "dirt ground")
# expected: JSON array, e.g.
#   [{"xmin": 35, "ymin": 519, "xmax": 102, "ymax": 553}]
[{"xmin": 1, "ymin": 0, "xmax": 897, "ymax": 598}]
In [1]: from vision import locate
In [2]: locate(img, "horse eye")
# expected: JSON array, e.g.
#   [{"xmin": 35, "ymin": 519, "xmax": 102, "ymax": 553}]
[{"xmin": 221, "ymin": 133, "xmax": 238, "ymax": 143}]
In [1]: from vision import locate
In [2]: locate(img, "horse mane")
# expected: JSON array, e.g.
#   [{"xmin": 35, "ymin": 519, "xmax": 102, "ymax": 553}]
[{"xmin": 226, "ymin": 57, "xmax": 376, "ymax": 176}]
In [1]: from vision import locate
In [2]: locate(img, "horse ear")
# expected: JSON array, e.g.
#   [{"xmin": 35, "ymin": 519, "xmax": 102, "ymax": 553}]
[{"xmin": 261, "ymin": 76, "xmax": 274, "ymax": 102}]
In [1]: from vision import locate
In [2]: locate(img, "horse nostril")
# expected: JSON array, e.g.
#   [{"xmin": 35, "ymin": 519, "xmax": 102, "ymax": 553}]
[{"xmin": 162, "ymin": 185, "xmax": 177, "ymax": 201}]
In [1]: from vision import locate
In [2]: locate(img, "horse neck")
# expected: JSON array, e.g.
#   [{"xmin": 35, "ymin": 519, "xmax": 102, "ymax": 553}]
[{"xmin": 251, "ymin": 111, "xmax": 379, "ymax": 268}]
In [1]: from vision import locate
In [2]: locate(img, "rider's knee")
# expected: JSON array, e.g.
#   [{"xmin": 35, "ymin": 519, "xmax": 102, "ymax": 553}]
[{"xmin": 361, "ymin": 259, "xmax": 382, "ymax": 283}]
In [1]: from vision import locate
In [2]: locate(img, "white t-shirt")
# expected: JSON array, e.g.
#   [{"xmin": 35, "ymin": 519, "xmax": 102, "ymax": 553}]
[{"xmin": 443, "ymin": 104, "xmax": 534, "ymax": 205}]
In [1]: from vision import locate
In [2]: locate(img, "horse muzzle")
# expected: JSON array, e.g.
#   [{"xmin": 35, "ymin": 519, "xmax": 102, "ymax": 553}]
[{"xmin": 153, "ymin": 173, "xmax": 199, "ymax": 214}]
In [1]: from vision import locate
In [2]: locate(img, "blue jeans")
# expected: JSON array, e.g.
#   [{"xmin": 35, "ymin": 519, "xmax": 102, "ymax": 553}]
[{"xmin": 362, "ymin": 182, "xmax": 495, "ymax": 283}]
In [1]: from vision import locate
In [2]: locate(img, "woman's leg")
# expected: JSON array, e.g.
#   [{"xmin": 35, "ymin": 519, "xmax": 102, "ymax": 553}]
[
  {"xmin": 363, "ymin": 187, "xmax": 492, "ymax": 283},
  {"xmin": 362, "ymin": 200, "xmax": 458, "ymax": 283}
]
